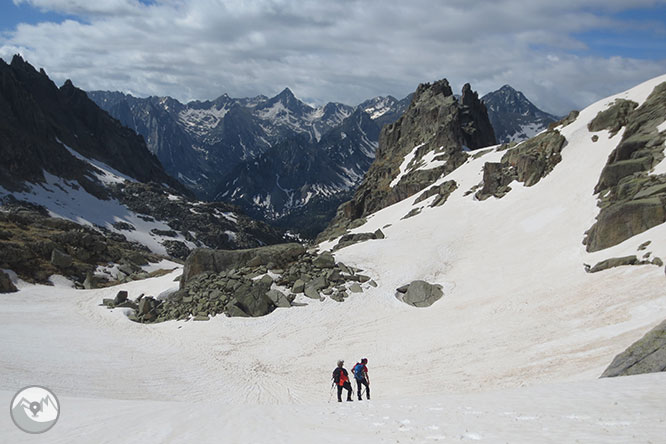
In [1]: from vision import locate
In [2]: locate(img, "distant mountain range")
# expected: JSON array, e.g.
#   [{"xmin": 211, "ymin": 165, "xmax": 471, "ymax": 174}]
[{"xmin": 89, "ymin": 80, "xmax": 556, "ymax": 237}]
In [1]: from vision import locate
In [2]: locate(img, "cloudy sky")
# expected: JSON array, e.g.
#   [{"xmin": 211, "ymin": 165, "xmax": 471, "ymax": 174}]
[{"xmin": 1, "ymin": 0, "xmax": 665, "ymax": 115}]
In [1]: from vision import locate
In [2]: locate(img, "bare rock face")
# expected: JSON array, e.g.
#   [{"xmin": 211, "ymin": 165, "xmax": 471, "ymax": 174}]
[
  {"xmin": 180, "ymin": 243, "xmax": 306, "ymax": 287},
  {"xmin": 585, "ymin": 82, "xmax": 666, "ymax": 252},
  {"xmin": 319, "ymin": 79, "xmax": 495, "ymax": 242},
  {"xmin": 601, "ymin": 320, "xmax": 666, "ymax": 377},
  {"xmin": 475, "ymin": 129, "xmax": 566, "ymax": 200}
]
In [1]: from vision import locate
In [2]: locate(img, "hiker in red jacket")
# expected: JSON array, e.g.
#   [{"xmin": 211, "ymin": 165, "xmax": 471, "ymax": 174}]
[
  {"xmin": 352, "ymin": 358, "xmax": 370, "ymax": 400},
  {"xmin": 332, "ymin": 360, "xmax": 353, "ymax": 402}
]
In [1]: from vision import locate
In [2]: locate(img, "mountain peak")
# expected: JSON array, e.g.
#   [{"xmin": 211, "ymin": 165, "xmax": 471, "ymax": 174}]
[{"xmin": 278, "ymin": 87, "xmax": 295, "ymax": 98}]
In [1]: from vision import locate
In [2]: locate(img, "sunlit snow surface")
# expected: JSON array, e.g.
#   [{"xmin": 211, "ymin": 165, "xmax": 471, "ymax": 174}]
[{"xmin": 1, "ymin": 76, "xmax": 666, "ymax": 443}]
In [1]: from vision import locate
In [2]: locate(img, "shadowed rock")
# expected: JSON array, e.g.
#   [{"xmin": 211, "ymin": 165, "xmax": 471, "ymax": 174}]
[{"xmin": 601, "ymin": 320, "xmax": 666, "ymax": 377}]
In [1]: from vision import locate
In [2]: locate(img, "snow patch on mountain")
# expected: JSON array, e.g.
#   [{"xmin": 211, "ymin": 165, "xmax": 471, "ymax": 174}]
[
  {"xmin": 389, "ymin": 143, "xmax": 426, "ymax": 187},
  {"xmin": 506, "ymin": 122, "xmax": 546, "ymax": 142},
  {"xmin": 0, "ymin": 173, "xmax": 196, "ymax": 255},
  {"xmin": 363, "ymin": 96, "xmax": 397, "ymax": 119},
  {"xmin": 58, "ymin": 139, "xmax": 137, "ymax": 185},
  {"xmin": 178, "ymin": 106, "xmax": 230, "ymax": 137}
]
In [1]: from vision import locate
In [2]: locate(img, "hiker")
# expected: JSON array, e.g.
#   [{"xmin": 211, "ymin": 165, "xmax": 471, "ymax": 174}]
[
  {"xmin": 352, "ymin": 358, "xmax": 370, "ymax": 400},
  {"xmin": 332, "ymin": 359, "xmax": 353, "ymax": 402}
]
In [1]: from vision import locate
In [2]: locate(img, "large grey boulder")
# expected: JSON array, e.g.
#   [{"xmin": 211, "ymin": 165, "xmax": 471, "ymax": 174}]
[
  {"xmin": 231, "ymin": 282, "xmax": 275, "ymax": 317},
  {"xmin": 601, "ymin": 320, "xmax": 666, "ymax": 377},
  {"xmin": 180, "ymin": 243, "xmax": 305, "ymax": 288},
  {"xmin": 0, "ymin": 270, "xmax": 17, "ymax": 293},
  {"xmin": 397, "ymin": 280, "xmax": 443, "ymax": 307}
]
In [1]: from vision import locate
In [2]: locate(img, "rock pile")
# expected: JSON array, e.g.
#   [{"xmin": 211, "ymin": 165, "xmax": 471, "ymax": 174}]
[{"xmin": 104, "ymin": 247, "xmax": 376, "ymax": 322}]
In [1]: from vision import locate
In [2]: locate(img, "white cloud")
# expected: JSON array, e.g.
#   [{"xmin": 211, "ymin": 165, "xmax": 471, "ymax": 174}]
[{"xmin": 2, "ymin": 0, "xmax": 666, "ymax": 115}]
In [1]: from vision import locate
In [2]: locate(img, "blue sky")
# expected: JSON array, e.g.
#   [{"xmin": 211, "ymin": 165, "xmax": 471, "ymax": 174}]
[
  {"xmin": 1, "ymin": 0, "xmax": 665, "ymax": 115},
  {"xmin": 572, "ymin": 5, "xmax": 666, "ymax": 59}
]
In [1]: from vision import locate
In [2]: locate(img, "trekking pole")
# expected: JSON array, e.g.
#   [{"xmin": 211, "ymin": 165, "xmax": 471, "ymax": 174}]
[{"xmin": 328, "ymin": 381, "xmax": 334, "ymax": 403}]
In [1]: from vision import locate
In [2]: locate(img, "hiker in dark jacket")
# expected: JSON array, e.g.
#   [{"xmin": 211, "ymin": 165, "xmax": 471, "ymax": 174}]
[
  {"xmin": 332, "ymin": 359, "xmax": 353, "ymax": 402},
  {"xmin": 352, "ymin": 358, "xmax": 370, "ymax": 400}
]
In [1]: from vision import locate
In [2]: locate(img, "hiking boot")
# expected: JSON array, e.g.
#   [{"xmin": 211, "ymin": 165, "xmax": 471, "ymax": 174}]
[
  {"xmin": 347, "ymin": 398, "xmax": 353, "ymax": 402},
  {"xmin": 358, "ymin": 396, "xmax": 362, "ymax": 401}
]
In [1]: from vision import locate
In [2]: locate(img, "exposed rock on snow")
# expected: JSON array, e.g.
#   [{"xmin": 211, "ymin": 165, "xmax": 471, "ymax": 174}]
[
  {"xmin": 585, "ymin": 82, "xmax": 666, "ymax": 252},
  {"xmin": 585, "ymin": 255, "xmax": 659, "ymax": 273},
  {"xmin": 414, "ymin": 180, "xmax": 458, "ymax": 207},
  {"xmin": 396, "ymin": 280, "xmax": 444, "ymax": 307},
  {"xmin": 333, "ymin": 230, "xmax": 384, "ymax": 251},
  {"xmin": 602, "ymin": 319, "xmax": 666, "ymax": 377},
  {"xmin": 588, "ymin": 98, "xmax": 638, "ymax": 136},
  {"xmin": 476, "ymin": 129, "xmax": 566, "ymax": 200}
]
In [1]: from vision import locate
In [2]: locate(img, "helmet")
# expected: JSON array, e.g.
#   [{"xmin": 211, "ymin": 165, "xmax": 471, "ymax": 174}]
[
  {"xmin": 337, "ymin": 359, "xmax": 344, "ymax": 367},
  {"xmin": 361, "ymin": 358, "xmax": 368, "ymax": 364}
]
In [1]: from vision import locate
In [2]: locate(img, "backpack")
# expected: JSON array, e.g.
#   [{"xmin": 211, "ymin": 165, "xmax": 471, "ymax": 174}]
[{"xmin": 352, "ymin": 363, "xmax": 364, "ymax": 379}]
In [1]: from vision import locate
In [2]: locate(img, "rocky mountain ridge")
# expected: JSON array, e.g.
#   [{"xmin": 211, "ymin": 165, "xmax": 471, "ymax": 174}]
[
  {"xmin": 482, "ymin": 84, "xmax": 559, "ymax": 143},
  {"xmin": 320, "ymin": 79, "xmax": 497, "ymax": 240},
  {"xmin": 0, "ymin": 55, "xmax": 183, "ymax": 195}
]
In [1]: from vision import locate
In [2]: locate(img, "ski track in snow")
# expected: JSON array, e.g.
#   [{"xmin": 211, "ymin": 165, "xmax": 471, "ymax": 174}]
[{"xmin": 2, "ymin": 76, "xmax": 666, "ymax": 443}]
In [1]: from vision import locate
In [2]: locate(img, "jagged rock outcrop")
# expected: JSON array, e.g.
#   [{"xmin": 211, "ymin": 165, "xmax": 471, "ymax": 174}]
[
  {"xmin": 584, "ymin": 82, "xmax": 666, "ymax": 252},
  {"xmin": 601, "ymin": 319, "xmax": 666, "ymax": 377},
  {"xmin": 319, "ymin": 79, "xmax": 496, "ymax": 241}
]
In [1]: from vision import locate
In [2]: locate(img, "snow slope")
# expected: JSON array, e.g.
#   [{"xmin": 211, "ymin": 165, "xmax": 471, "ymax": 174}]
[{"xmin": 1, "ymin": 76, "xmax": 666, "ymax": 443}]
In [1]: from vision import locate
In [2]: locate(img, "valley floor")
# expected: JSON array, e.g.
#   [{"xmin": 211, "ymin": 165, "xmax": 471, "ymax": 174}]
[{"xmin": 1, "ymin": 266, "xmax": 664, "ymax": 443}]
